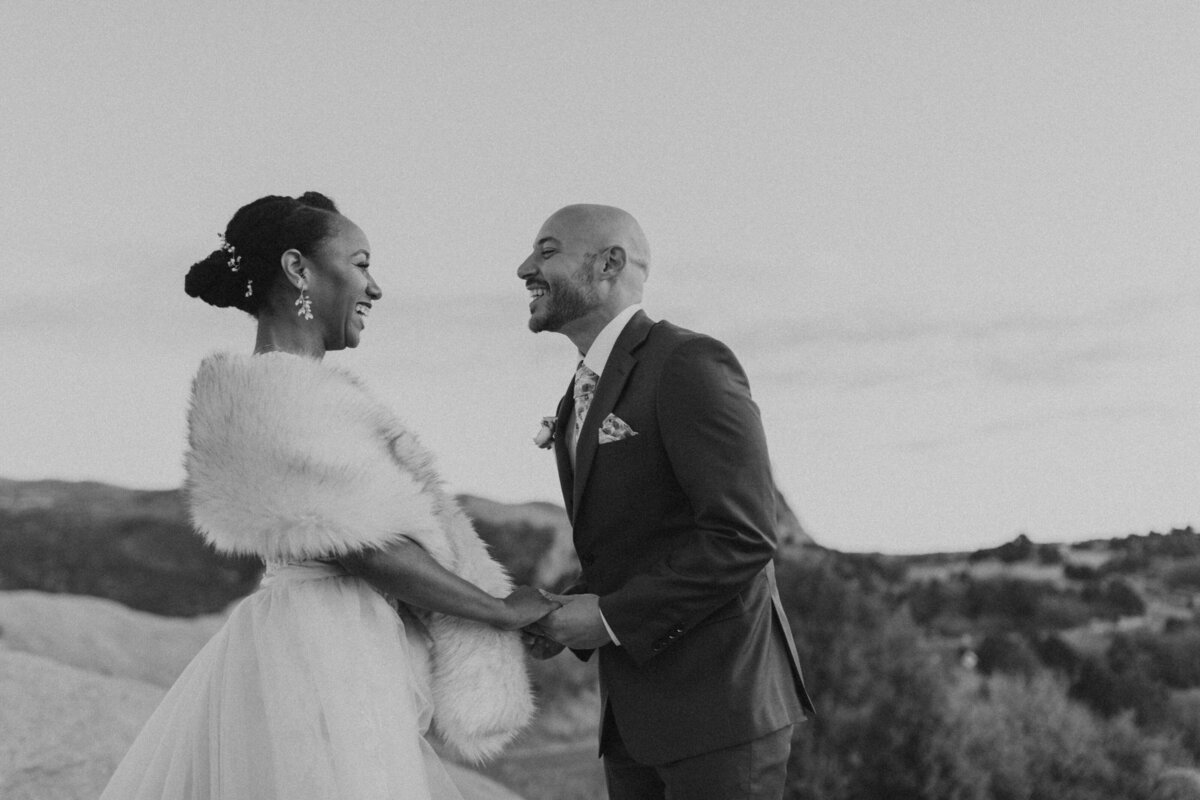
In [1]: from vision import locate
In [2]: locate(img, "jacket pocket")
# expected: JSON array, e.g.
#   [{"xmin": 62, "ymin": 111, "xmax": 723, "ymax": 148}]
[{"xmin": 693, "ymin": 592, "xmax": 746, "ymax": 630}]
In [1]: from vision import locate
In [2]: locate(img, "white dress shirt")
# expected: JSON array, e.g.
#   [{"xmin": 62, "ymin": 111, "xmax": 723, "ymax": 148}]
[
  {"xmin": 576, "ymin": 303, "xmax": 642, "ymax": 647},
  {"xmin": 580, "ymin": 303, "xmax": 643, "ymax": 379}
]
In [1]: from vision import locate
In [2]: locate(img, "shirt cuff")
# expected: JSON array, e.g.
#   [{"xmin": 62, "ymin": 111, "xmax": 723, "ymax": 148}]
[{"xmin": 598, "ymin": 607, "xmax": 621, "ymax": 646}]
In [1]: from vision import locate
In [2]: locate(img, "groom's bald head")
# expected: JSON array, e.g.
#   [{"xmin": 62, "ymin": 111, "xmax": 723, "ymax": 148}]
[
  {"xmin": 518, "ymin": 203, "xmax": 651, "ymax": 350},
  {"xmin": 542, "ymin": 204, "xmax": 651, "ymax": 282}
]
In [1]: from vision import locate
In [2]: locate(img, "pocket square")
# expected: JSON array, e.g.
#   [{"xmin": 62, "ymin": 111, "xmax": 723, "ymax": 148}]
[{"xmin": 598, "ymin": 413, "xmax": 638, "ymax": 444}]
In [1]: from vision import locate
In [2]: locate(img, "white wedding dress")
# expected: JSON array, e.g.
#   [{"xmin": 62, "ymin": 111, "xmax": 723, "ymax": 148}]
[{"xmin": 99, "ymin": 561, "xmax": 464, "ymax": 800}]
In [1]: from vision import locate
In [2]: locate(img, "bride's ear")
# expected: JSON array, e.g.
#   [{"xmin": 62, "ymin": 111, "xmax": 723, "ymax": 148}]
[{"xmin": 280, "ymin": 249, "xmax": 306, "ymax": 289}]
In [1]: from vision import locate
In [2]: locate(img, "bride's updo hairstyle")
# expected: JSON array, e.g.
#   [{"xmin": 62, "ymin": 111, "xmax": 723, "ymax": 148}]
[{"xmin": 185, "ymin": 192, "xmax": 341, "ymax": 316}]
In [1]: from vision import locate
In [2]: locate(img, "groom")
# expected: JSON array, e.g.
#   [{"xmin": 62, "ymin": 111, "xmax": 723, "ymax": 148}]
[{"xmin": 519, "ymin": 205, "xmax": 815, "ymax": 799}]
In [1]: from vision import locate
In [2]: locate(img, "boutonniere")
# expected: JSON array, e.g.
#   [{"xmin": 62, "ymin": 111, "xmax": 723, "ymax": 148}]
[{"xmin": 533, "ymin": 415, "xmax": 557, "ymax": 449}]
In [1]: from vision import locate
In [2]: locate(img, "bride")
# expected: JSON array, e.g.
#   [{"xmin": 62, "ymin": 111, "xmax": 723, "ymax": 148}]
[{"xmin": 99, "ymin": 192, "xmax": 557, "ymax": 800}]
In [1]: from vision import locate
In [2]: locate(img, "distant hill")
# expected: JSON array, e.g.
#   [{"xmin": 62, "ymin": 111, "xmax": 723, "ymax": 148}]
[
  {"xmin": 0, "ymin": 478, "xmax": 258, "ymax": 616},
  {"xmin": 0, "ymin": 478, "xmax": 573, "ymax": 616},
  {"xmin": 0, "ymin": 477, "xmax": 813, "ymax": 617}
]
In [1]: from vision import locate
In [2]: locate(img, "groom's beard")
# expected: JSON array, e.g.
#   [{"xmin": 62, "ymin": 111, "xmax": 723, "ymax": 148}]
[{"xmin": 529, "ymin": 261, "xmax": 600, "ymax": 334}]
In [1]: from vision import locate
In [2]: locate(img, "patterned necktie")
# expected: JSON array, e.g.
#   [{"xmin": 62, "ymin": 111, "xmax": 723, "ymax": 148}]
[{"xmin": 572, "ymin": 361, "xmax": 599, "ymax": 453}]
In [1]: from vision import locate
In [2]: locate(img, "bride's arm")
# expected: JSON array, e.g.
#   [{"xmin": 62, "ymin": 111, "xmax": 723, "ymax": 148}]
[{"xmin": 339, "ymin": 539, "xmax": 558, "ymax": 630}]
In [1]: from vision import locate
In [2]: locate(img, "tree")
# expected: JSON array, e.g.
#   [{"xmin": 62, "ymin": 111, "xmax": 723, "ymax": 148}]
[
  {"xmin": 1035, "ymin": 634, "xmax": 1082, "ymax": 678},
  {"xmin": 778, "ymin": 552, "xmax": 956, "ymax": 800},
  {"xmin": 976, "ymin": 633, "xmax": 1040, "ymax": 678},
  {"xmin": 926, "ymin": 674, "xmax": 1179, "ymax": 800}
]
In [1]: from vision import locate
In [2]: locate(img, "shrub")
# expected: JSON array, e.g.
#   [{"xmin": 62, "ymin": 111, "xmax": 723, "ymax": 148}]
[
  {"xmin": 963, "ymin": 577, "xmax": 1041, "ymax": 625},
  {"xmin": 1033, "ymin": 594, "xmax": 1095, "ymax": 630},
  {"xmin": 1037, "ymin": 544, "xmax": 1064, "ymax": 565},
  {"xmin": 1164, "ymin": 558, "xmax": 1200, "ymax": 593},
  {"xmin": 1036, "ymin": 634, "xmax": 1082, "ymax": 677},
  {"xmin": 1064, "ymin": 562, "xmax": 1099, "ymax": 581},
  {"xmin": 976, "ymin": 633, "xmax": 1040, "ymax": 678},
  {"xmin": 1165, "ymin": 690, "xmax": 1200, "ymax": 761},
  {"xmin": 904, "ymin": 579, "xmax": 948, "ymax": 626},
  {"xmin": 1128, "ymin": 629, "xmax": 1200, "ymax": 690},
  {"xmin": 1070, "ymin": 656, "xmax": 1127, "ymax": 718},
  {"xmin": 1081, "ymin": 578, "xmax": 1146, "ymax": 619},
  {"xmin": 778, "ymin": 552, "xmax": 957, "ymax": 800},
  {"xmin": 1104, "ymin": 578, "xmax": 1146, "ymax": 616},
  {"xmin": 1071, "ymin": 646, "xmax": 1171, "ymax": 726},
  {"xmin": 926, "ymin": 674, "xmax": 1180, "ymax": 800}
]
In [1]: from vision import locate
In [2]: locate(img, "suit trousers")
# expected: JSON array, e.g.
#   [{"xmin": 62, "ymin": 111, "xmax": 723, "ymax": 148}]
[{"xmin": 602, "ymin": 708, "xmax": 794, "ymax": 800}]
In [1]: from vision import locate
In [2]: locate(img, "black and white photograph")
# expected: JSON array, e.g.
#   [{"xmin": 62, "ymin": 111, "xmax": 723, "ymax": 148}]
[{"xmin": 1, "ymin": 3, "xmax": 1198, "ymax": 799}]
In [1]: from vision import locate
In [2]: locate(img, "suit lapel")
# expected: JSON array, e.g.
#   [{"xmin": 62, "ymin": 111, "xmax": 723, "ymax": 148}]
[
  {"xmin": 571, "ymin": 311, "xmax": 655, "ymax": 524},
  {"xmin": 552, "ymin": 382, "xmax": 575, "ymax": 517}
]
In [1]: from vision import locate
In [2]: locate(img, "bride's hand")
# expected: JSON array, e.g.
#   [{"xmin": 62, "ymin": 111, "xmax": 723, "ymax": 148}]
[{"xmin": 497, "ymin": 586, "xmax": 561, "ymax": 630}]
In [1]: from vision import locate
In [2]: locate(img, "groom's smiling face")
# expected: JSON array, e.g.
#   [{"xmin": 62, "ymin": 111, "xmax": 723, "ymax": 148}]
[{"xmin": 519, "ymin": 216, "xmax": 601, "ymax": 334}]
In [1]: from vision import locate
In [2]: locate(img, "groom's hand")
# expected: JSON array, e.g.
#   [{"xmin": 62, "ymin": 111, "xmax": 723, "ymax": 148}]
[
  {"xmin": 530, "ymin": 593, "xmax": 612, "ymax": 650},
  {"xmin": 520, "ymin": 628, "xmax": 566, "ymax": 659}
]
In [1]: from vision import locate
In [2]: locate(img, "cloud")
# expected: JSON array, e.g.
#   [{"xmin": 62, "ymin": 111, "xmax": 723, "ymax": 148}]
[
  {"xmin": 891, "ymin": 435, "xmax": 957, "ymax": 454},
  {"xmin": 729, "ymin": 294, "xmax": 1164, "ymax": 352},
  {"xmin": 721, "ymin": 294, "xmax": 1173, "ymax": 394},
  {"xmin": 745, "ymin": 355, "xmax": 920, "ymax": 391},
  {"xmin": 976, "ymin": 403, "xmax": 1185, "ymax": 437},
  {"xmin": 979, "ymin": 340, "xmax": 1137, "ymax": 386},
  {"xmin": 725, "ymin": 315, "xmax": 942, "ymax": 352},
  {"xmin": 886, "ymin": 402, "xmax": 1184, "ymax": 456}
]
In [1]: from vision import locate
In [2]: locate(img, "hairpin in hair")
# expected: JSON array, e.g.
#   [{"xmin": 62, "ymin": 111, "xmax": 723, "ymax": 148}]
[{"xmin": 218, "ymin": 232, "xmax": 242, "ymax": 272}]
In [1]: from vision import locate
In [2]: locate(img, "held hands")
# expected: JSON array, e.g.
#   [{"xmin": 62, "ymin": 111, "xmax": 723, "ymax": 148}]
[
  {"xmin": 521, "ymin": 629, "xmax": 566, "ymax": 660},
  {"xmin": 502, "ymin": 587, "xmax": 567, "ymax": 659},
  {"xmin": 498, "ymin": 586, "xmax": 561, "ymax": 631},
  {"xmin": 525, "ymin": 592, "xmax": 612, "ymax": 652}
]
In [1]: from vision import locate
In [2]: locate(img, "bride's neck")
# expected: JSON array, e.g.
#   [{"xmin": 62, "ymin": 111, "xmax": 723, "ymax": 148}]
[{"xmin": 254, "ymin": 313, "xmax": 325, "ymax": 360}]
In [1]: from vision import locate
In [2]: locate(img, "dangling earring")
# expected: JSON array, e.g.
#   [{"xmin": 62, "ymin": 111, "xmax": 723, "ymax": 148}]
[
  {"xmin": 295, "ymin": 285, "xmax": 313, "ymax": 320},
  {"xmin": 244, "ymin": 279, "xmax": 253, "ymax": 298}
]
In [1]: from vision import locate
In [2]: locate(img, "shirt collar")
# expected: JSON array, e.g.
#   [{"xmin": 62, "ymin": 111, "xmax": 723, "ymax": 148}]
[{"xmin": 581, "ymin": 304, "xmax": 643, "ymax": 377}]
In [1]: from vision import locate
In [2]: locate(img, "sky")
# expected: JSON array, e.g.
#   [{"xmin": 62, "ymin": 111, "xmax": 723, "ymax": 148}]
[{"xmin": 1, "ymin": 2, "xmax": 1196, "ymax": 553}]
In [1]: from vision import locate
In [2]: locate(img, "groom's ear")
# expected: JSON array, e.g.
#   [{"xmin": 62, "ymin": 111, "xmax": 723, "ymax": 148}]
[{"xmin": 600, "ymin": 245, "xmax": 627, "ymax": 278}]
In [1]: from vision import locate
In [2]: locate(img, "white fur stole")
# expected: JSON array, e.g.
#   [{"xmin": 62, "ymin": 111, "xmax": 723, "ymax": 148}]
[{"xmin": 185, "ymin": 351, "xmax": 533, "ymax": 762}]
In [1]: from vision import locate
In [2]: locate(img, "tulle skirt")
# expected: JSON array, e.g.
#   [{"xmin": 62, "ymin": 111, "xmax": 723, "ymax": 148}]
[{"xmin": 100, "ymin": 561, "xmax": 463, "ymax": 800}]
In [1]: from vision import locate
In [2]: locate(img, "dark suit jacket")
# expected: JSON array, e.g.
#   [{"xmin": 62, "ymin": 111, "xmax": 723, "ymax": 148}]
[{"xmin": 554, "ymin": 310, "xmax": 815, "ymax": 765}]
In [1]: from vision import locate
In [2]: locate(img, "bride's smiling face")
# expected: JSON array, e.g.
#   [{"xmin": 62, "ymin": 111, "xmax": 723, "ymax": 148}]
[{"xmin": 303, "ymin": 217, "xmax": 381, "ymax": 350}]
